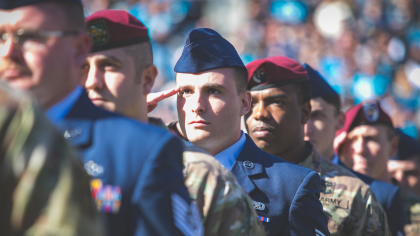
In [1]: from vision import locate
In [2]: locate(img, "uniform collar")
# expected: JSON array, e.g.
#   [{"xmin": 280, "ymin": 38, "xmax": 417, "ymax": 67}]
[
  {"xmin": 298, "ymin": 141, "xmax": 322, "ymax": 169},
  {"xmin": 214, "ymin": 131, "xmax": 246, "ymax": 170},
  {"xmin": 46, "ymin": 86, "xmax": 82, "ymax": 125},
  {"xmin": 331, "ymin": 154, "xmax": 340, "ymax": 165}
]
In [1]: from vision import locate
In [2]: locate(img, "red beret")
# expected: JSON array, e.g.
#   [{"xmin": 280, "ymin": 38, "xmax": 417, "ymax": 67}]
[
  {"xmin": 246, "ymin": 56, "xmax": 308, "ymax": 91},
  {"xmin": 86, "ymin": 10, "xmax": 149, "ymax": 53}
]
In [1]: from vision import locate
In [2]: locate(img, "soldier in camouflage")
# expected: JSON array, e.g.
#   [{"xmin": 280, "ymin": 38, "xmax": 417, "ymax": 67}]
[
  {"xmin": 83, "ymin": 10, "xmax": 265, "ymax": 236},
  {"xmin": 0, "ymin": 82, "xmax": 102, "ymax": 236},
  {"xmin": 245, "ymin": 56, "xmax": 391, "ymax": 235}
]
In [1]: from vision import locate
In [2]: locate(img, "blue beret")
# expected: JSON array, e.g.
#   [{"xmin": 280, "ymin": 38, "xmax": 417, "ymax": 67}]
[
  {"xmin": 394, "ymin": 128, "xmax": 420, "ymax": 160},
  {"xmin": 304, "ymin": 63, "xmax": 338, "ymax": 99},
  {"xmin": 174, "ymin": 28, "xmax": 245, "ymax": 73},
  {"xmin": 0, "ymin": 0, "xmax": 82, "ymax": 10}
]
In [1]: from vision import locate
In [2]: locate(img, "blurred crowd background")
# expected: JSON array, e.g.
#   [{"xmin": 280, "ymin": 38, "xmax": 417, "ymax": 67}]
[{"xmin": 82, "ymin": 0, "xmax": 420, "ymax": 139}]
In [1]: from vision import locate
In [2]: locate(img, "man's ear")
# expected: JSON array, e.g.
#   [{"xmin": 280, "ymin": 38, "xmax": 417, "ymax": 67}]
[
  {"xmin": 336, "ymin": 111, "xmax": 345, "ymax": 131},
  {"xmin": 240, "ymin": 90, "xmax": 252, "ymax": 116},
  {"xmin": 74, "ymin": 33, "xmax": 92, "ymax": 67},
  {"xmin": 301, "ymin": 101, "xmax": 311, "ymax": 124},
  {"xmin": 142, "ymin": 65, "xmax": 158, "ymax": 95}
]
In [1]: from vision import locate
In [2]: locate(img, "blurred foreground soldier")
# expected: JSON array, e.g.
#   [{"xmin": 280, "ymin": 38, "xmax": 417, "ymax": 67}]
[
  {"xmin": 174, "ymin": 28, "xmax": 329, "ymax": 236},
  {"xmin": 0, "ymin": 82, "xmax": 101, "ymax": 236},
  {"xmin": 0, "ymin": 1, "xmax": 197, "ymax": 236},
  {"xmin": 390, "ymin": 130, "xmax": 420, "ymax": 197},
  {"xmin": 389, "ymin": 130, "xmax": 420, "ymax": 235},
  {"xmin": 83, "ymin": 10, "xmax": 264, "ymax": 236},
  {"xmin": 335, "ymin": 101, "xmax": 419, "ymax": 236},
  {"xmin": 245, "ymin": 56, "xmax": 390, "ymax": 236},
  {"xmin": 304, "ymin": 64, "xmax": 405, "ymax": 236}
]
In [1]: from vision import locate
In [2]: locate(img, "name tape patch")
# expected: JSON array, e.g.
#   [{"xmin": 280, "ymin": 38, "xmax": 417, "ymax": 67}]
[{"xmin": 319, "ymin": 195, "xmax": 349, "ymax": 209}]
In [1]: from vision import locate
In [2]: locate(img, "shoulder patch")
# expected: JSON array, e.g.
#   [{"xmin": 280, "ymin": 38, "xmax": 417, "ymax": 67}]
[{"xmin": 171, "ymin": 193, "xmax": 204, "ymax": 236}]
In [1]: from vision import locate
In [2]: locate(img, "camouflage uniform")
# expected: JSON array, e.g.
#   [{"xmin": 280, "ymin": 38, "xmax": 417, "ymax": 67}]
[
  {"xmin": 401, "ymin": 188, "xmax": 420, "ymax": 235},
  {"xmin": 298, "ymin": 142, "xmax": 391, "ymax": 236},
  {"xmin": 0, "ymin": 83, "xmax": 102, "ymax": 236},
  {"xmin": 183, "ymin": 148, "xmax": 265, "ymax": 236},
  {"xmin": 149, "ymin": 118, "xmax": 265, "ymax": 235}
]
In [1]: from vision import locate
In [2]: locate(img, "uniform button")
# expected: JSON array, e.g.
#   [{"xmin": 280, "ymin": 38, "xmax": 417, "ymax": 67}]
[
  {"xmin": 243, "ymin": 161, "xmax": 254, "ymax": 169},
  {"xmin": 64, "ymin": 127, "xmax": 82, "ymax": 139}
]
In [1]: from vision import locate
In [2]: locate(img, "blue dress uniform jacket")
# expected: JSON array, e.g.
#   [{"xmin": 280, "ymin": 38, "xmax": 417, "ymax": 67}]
[
  {"xmin": 231, "ymin": 134, "xmax": 330, "ymax": 236},
  {"xmin": 56, "ymin": 91, "xmax": 196, "ymax": 236},
  {"xmin": 336, "ymin": 159, "xmax": 405, "ymax": 236}
]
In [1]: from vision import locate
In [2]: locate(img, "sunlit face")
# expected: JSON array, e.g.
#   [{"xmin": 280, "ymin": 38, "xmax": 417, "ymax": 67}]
[
  {"xmin": 389, "ymin": 157, "xmax": 420, "ymax": 197},
  {"xmin": 245, "ymin": 85, "xmax": 307, "ymax": 156},
  {"xmin": 176, "ymin": 68, "xmax": 250, "ymax": 155},
  {"xmin": 84, "ymin": 47, "xmax": 143, "ymax": 117},
  {"xmin": 341, "ymin": 125, "xmax": 395, "ymax": 179},
  {"xmin": 0, "ymin": 3, "xmax": 83, "ymax": 108},
  {"xmin": 305, "ymin": 98, "xmax": 338, "ymax": 157}
]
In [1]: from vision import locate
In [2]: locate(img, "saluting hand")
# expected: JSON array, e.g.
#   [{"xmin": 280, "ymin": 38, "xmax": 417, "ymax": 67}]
[{"xmin": 147, "ymin": 87, "xmax": 180, "ymax": 113}]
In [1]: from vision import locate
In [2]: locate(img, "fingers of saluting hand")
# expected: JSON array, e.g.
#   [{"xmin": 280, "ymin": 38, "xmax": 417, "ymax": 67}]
[{"xmin": 147, "ymin": 87, "xmax": 180, "ymax": 104}]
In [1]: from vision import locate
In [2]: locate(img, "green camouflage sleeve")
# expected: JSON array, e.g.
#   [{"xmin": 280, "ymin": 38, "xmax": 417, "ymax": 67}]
[
  {"xmin": 183, "ymin": 149, "xmax": 266, "ymax": 236},
  {"xmin": 402, "ymin": 189, "xmax": 420, "ymax": 235},
  {"xmin": 0, "ymin": 85, "xmax": 103, "ymax": 236},
  {"xmin": 363, "ymin": 192, "xmax": 391, "ymax": 236}
]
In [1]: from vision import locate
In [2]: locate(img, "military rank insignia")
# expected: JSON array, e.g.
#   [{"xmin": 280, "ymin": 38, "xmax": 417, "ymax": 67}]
[
  {"xmin": 320, "ymin": 180, "xmax": 336, "ymax": 195},
  {"xmin": 252, "ymin": 64, "xmax": 268, "ymax": 84},
  {"xmin": 363, "ymin": 102, "xmax": 379, "ymax": 122},
  {"xmin": 259, "ymin": 216, "xmax": 270, "ymax": 222},
  {"xmin": 91, "ymin": 179, "xmax": 122, "ymax": 214},
  {"xmin": 87, "ymin": 21, "xmax": 109, "ymax": 46}
]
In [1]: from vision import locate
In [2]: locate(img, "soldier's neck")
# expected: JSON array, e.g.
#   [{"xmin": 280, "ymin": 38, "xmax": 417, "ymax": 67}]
[
  {"xmin": 376, "ymin": 171, "xmax": 392, "ymax": 184},
  {"xmin": 275, "ymin": 140, "xmax": 309, "ymax": 165}
]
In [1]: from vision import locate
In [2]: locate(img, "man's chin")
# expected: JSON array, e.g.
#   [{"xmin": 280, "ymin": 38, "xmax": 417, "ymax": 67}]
[
  {"xmin": 5, "ymin": 77, "xmax": 34, "ymax": 91},
  {"xmin": 186, "ymin": 129, "xmax": 212, "ymax": 144}
]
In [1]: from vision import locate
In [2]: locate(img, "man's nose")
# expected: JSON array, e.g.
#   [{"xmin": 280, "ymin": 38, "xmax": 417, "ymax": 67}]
[
  {"xmin": 252, "ymin": 101, "xmax": 271, "ymax": 121},
  {"xmin": 85, "ymin": 65, "xmax": 104, "ymax": 91},
  {"xmin": 188, "ymin": 91, "xmax": 206, "ymax": 114},
  {"xmin": 0, "ymin": 37, "xmax": 24, "ymax": 61}
]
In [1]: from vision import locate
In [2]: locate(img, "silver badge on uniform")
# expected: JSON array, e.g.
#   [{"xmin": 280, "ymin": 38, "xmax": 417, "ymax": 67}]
[
  {"xmin": 252, "ymin": 201, "xmax": 265, "ymax": 210},
  {"xmin": 363, "ymin": 102, "xmax": 379, "ymax": 122},
  {"xmin": 243, "ymin": 161, "xmax": 254, "ymax": 169},
  {"xmin": 84, "ymin": 160, "xmax": 104, "ymax": 177}
]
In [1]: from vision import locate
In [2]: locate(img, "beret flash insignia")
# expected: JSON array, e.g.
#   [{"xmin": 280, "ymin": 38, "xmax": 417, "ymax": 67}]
[
  {"xmin": 363, "ymin": 102, "xmax": 379, "ymax": 122},
  {"xmin": 252, "ymin": 64, "xmax": 268, "ymax": 84},
  {"xmin": 88, "ymin": 21, "xmax": 109, "ymax": 46}
]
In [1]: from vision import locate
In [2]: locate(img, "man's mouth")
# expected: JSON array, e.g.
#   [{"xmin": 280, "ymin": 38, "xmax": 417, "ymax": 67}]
[
  {"xmin": 188, "ymin": 120, "xmax": 210, "ymax": 127},
  {"xmin": 252, "ymin": 125, "xmax": 275, "ymax": 138},
  {"xmin": 0, "ymin": 68, "xmax": 31, "ymax": 79}
]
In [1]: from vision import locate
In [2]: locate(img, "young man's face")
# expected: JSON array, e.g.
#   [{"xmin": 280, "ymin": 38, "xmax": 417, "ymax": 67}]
[
  {"xmin": 0, "ymin": 3, "xmax": 88, "ymax": 108},
  {"xmin": 340, "ymin": 124, "xmax": 398, "ymax": 179},
  {"xmin": 245, "ymin": 85, "xmax": 309, "ymax": 157},
  {"xmin": 176, "ymin": 68, "xmax": 250, "ymax": 155},
  {"xmin": 388, "ymin": 157, "xmax": 420, "ymax": 197},
  {"xmin": 305, "ymin": 98, "xmax": 342, "ymax": 158},
  {"xmin": 84, "ymin": 46, "xmax": 145, "ymax": 118}
]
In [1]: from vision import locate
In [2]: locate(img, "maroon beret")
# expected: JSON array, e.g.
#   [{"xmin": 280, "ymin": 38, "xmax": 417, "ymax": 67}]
[
  {"xmin": 334, "ymin": 100, "xmax": 394, "ymax": 153},
  {"xmin": 86, "ymin": 10, "xmax": 149, "ymax": 53},
  {"xmin": 246, "ymin": 56, "xmax": 309, "ymax": 91}
]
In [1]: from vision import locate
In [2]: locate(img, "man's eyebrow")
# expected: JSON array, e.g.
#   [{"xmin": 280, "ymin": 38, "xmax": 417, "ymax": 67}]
[
  {"xmin": 90, "ymin": 55, "xmax": 122, "ymax": 64},
  {"xmin": 201, "ymin": 83, "xmax": 226, "ymax": 90},
  {"xmin": 263, "ymin": 93, "xmax": 288, "ymax": 99}
]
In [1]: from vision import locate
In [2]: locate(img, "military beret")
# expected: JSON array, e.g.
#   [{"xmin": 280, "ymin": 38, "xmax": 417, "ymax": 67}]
[
  {"xmin": 246, "ymin": 56, "xmax": 308, "ymax": 91},
  {"xmin": 394, "ymin": 129, "xmax": 420, "ymax": 160},
  {"xmin": 86, "ymin": 10, "xmax": 149, "ymax": 53},
  {"xmin": 174, "ymin": 28, "xmax": 245, "ymax": 73},
  {"xmin": 303, "ymin": 63, "xmax": 338, "ymax": 99},
  {"xmin": 0, "ymin": 0, "xmax": 82, "ymax": 9},
  {"xmin": 341, "ymin": 100, "xmax": 394, "ymax": 134}
]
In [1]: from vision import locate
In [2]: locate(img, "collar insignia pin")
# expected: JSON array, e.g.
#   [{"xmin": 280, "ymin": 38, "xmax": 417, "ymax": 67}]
[
  {"xmin": 252, "ymin": 201, "xmax": 265, "ymax": 210},
  {"xmin": 243, "ymin": 161, "xmax": 254, "ymax": 169}
]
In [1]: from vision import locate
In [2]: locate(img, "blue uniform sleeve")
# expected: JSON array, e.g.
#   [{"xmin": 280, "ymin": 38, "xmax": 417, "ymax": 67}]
[
  {"xmin": 289, "ymin": 170, "xmax": 330, "ymax": 236},
  {"xmin": 387, "ymin": 187, "xmax": 406, "ymax": 236},
  {"xmin": 131, "ymin": 132, "xmax": 202, "ymax": 236}
]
